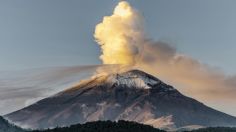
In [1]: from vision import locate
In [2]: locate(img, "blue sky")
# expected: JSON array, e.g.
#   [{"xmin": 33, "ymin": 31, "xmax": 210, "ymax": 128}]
[{"xmin": 0, "ymin": 0, "xmax": 236, "ymax": 74}]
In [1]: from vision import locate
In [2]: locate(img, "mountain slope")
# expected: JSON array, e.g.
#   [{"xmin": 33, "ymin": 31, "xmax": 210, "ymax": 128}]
[
  {"xmin": 0, "ymin": 65, "xmax": 98, "ymax": 115},
  {"xmin": 0, "ymin": 116, "xmax": 25, "ymax": 132},
  {"xmin": 5, "ymin": 70, "xmax": 236, "ymax": 130}
]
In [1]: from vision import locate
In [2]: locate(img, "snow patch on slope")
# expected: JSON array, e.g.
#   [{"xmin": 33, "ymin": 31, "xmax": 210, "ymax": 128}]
[{"xmin": 144, "ymin": 115, "xmax": 175, "ymax": 130}]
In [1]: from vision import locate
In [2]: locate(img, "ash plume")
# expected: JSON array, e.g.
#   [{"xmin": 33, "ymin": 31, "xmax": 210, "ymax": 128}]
[
  {"xmin": 94, "ymin": 1, "xmax": 236, "ymax": 114},
  {"xmin": 94, "ymin": 1, "xmax": 145, "ymax": 65}
]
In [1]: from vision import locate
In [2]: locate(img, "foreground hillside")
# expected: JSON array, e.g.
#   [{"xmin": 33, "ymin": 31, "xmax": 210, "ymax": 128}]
[
  {"xmin": 1, "ymin": 117, "xmax": 236, "ymax": 132},
  {"xmin": 29, "ymin": 121, "xmax": 236, "ymax": 132},
  {"xmin": 0, "ymin": 116, "xmax": 24, "ymax": 132},
  {"xmin": 33, "ymin": 120, "xmax": 164, "ymax": 132}
]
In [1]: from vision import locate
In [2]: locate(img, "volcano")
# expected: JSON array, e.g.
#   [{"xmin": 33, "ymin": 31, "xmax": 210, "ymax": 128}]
[{"xmin": 5, "ymin": 69, "xmax": 236, "ymax": 130}]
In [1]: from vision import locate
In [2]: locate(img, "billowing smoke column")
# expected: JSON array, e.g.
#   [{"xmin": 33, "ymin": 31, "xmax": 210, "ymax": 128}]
[
  {"xmin": 94, "ymin": 1, "xmax": 144, "ymax": 65},
  {"xmin": 94, "ymin": 1, "xmax": 236, "ymax": 115}
]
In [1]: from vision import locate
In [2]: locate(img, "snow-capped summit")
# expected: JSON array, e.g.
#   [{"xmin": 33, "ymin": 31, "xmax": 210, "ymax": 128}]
[
  {"xmin": 109, "ymin": 70, "xmax": 160, "ymax": 89},
  {"xmin": 79, "ymin": 69, "xmax": 175, "ymax": 91}
]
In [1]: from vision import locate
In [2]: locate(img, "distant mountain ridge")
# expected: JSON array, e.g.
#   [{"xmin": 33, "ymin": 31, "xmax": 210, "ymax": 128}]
[{"xmin": 5, "ymin": 69, "xmax": 236, "ymax": 130}]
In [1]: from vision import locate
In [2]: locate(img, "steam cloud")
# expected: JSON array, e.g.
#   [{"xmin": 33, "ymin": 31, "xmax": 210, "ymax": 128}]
[
  {"xmin": 94, "ymin": 1, "xmax": 145, "ymax": 65},
  {"xmin": 94, "ymin": 1, "xmax": 236, "ymax": 115}
]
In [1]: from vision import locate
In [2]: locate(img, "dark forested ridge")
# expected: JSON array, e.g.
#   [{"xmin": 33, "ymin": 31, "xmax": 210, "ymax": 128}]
[
  {"xmin": 33, "ymin": 120, "xmax": 165, "ymax": 132},
  {"xmin": 0, "ymin": 116, "xmax": 24, "ymax": 132},
  {"xmin": 32, "ymin": 121, "xmax": 236, "ymax": 132},
  {"xmin": 1, "ymin": 116, "xmax": 236, "ymax": 132}
]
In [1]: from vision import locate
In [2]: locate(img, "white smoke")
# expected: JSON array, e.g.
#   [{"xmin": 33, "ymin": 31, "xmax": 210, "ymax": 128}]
[{"xmin": 94, "ymin": 1, "xmax": 145, "ymax": 65}]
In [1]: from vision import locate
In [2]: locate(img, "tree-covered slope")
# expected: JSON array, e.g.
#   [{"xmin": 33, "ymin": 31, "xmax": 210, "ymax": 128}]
[
  {"xmin": 0, "ymin": 116, "xmax": 25, "ymax": 132},
  {"xmin": 33, "ymin": 120, "xmax": 165, "ymax": 132},
  {"xmin": 2, "ymin": 117, "xmax": 236, "ymax": 132}
]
